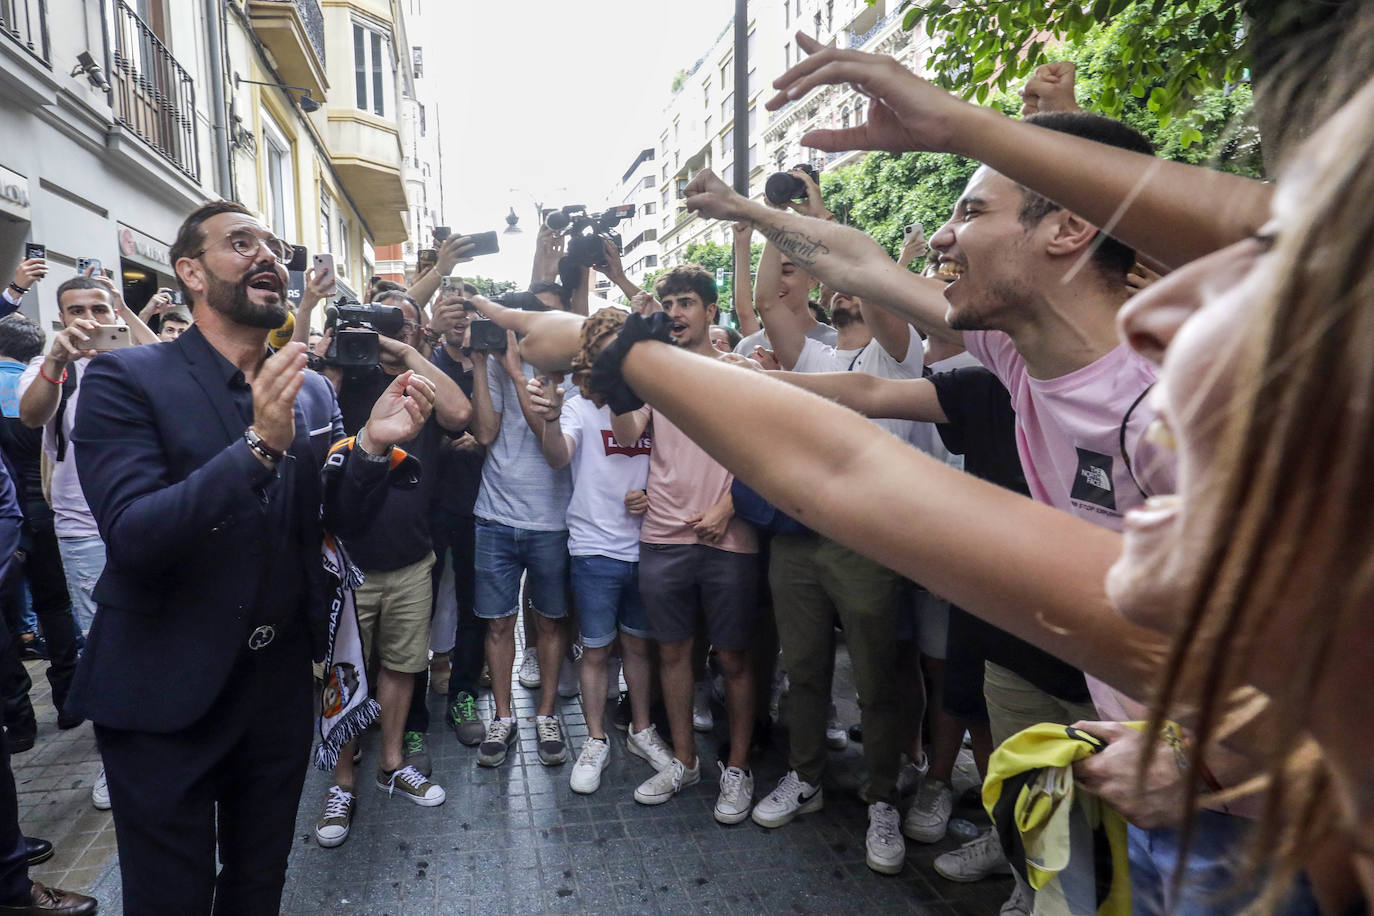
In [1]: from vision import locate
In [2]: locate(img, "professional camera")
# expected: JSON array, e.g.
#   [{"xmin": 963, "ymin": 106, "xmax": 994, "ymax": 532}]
[
  {"xmin": 323, "ymin": 297, "xmax": 405, "ymax": 369},
  {"xmin": 764, "ymin": 163, "xmax": 821, "ymax": 207},
  {"xmin": 544, "ymin": 204, "xmax": 635, "ymax": 270}
]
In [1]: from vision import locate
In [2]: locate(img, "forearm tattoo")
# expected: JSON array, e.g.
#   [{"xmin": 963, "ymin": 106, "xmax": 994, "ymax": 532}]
[{"xmin": 757, "ymin": 222, "xmax": 831, "ymax": 268}]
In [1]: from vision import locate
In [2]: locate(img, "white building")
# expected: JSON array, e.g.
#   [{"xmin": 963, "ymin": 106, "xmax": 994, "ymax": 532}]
[{"xmin": 592, "ymin": 147, "xmax": 660, "ymax": 300}]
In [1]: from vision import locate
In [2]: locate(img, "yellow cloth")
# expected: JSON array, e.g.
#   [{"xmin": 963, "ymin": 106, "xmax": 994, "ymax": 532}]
[{"xmin": 983, "ymin": 722, "xmax": 1137, "ymax": 915}]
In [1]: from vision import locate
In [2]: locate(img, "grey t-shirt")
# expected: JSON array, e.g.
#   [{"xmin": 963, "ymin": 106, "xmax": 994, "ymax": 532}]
[
  {"xmin": 472, "ymin": 359, "xmax": 572, "ymax": 531},
  {"xmin": 734, "ymin": 322, "xmax": 837, "ymax": 357}
]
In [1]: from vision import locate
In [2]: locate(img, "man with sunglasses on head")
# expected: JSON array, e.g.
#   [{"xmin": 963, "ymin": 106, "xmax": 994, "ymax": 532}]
[{"xmin": 62, "ymin": 201, "xmax": 438, "ymax": 914}]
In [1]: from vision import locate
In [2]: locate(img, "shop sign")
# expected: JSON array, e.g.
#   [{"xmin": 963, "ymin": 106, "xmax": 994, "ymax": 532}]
[
  {"xmin": 117, "ymin": 224, "xmax": 172, "ymax": 269},
  {"xmin": 0, "ymin": 166, "xmax": 30, "ymax": 219}
]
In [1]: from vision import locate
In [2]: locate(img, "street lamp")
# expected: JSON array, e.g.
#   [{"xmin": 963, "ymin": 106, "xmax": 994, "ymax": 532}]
[
  {"xmin": 503, "ymin": 207, "xmax": 521, "ymax": 234},
  {"xmin": 504, "ymin": 187, "xmax": 568, "ymax": 235},
  {"xmin": 233, "ymin": 72, "xmax": 321, "ymax": 113}
]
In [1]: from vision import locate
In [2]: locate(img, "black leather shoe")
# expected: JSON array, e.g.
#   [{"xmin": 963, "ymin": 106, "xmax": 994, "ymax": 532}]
[
  {"xmin": 0, "ymin": 881, "xmax": 98, "ymax": 914},
  {"xmin": 7, "ymin": 733, "xmax": 35, "ymax": 754},
  {"xmin": 55, "ymin": 711, "xmax": 83, "ymax": 731},
  {"xmin": 23, "ymin": 837, "xmax": 52, "ymax": 867}
]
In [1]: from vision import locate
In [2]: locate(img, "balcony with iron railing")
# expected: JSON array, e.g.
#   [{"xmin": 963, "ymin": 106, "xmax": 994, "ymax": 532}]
[
  {"xmin": 0, "ymin": 0, "xmax": 50, "ymax": 66},
  {"xmin": 108, "ymin": 0, "xmax": 200, "ymax": 180},
  {"xmin": 245, "ymin": 0, "xmax": 328, "ymax": 100}
]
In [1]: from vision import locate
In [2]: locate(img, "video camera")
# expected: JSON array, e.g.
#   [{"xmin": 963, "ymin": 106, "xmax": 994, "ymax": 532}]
[
  {"xmin": 322, "ymin": 297, "xmax": 405, "ymax": 369},
  {"xmin": 544, "ymin": 204, "xmax": 636, "ymax": 271},
  {"xmin": 466, "ymin": 291, "xmax": 555, "ymax": 353}
]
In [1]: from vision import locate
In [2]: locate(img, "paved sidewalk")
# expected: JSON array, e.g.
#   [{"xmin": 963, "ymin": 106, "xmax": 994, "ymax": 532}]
[{"xmin": 14, "ymin": 638, "xmax": 1013, "ymax": 915}]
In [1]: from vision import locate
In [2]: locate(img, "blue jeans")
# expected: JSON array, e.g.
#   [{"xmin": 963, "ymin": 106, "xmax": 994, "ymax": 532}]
[
  {"xmin": 570, "ymin": 555, "xmax": 649, "ymax": 648},
  {"xmin": 57, "ymin": 535, "xmax": 106, "ymax": 632},
  {"xmin": 1129, "ymin": 812, "xmax": 1320, "ymax": 915},
  {"xmin": 472, "ymin": 519, "xmax": 568, "ymax": 620}
]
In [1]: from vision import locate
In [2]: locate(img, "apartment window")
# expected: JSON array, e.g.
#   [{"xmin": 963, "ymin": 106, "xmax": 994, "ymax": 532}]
[
  {"xmin": 747, "ymin": 28, "xmax": 756, "ymax": 62},
  {"xmin": 722, "ymin": 125, "xmax": 734, "ymax": 155},
  {"xmin": 660, "ymin": 133, "xmax": 668, "ymax": 155},
  {"xmin": 748, "ymin": 67, "xmax": 759, "ymax": 97},
  {"xmin": 337, "ymin": 217, "xmax": 350, "ymax": 277},
  {"xmin": 704, "ymin": 115, "xmax": 712, "ymax": 137},
  {"xmin": 784, "ymin": 42, "xmax": 791, "ymax": 69},
  {"xmin": 703, "ymin": 81, "xmax": 710, "ymax": 109},
  {"xmin": 644, "ymin": 254, "xmax": 658, "ymax": 268},
  {"xmin": 826, "ymin": 0, "xmax": 832, "ymax": 30},
  {"xmin": 748, "ymin": 105, "xmax": 758, "ymax": 136},
  {"xmin": 662, "ymin": 189, "xmax": 669, "ymax": 208},
  {"xmin": 642, "ymin": 202, "xmax": 656, "ymax": 216},
  {"xmin": 412, "ymin": 46, "xmax": 423, "ymax": 77},
  {"xmin": 354, "ymin": 22, "xmax": 393, "ymax": 117},
  {"xmin": 320, "ymin": 188, "xmax": 334, "ymax": 255},
  {"xmin": 418, "ymin": 102, "xmax": 427, "ymax": 136},
  {"xmin": 795, "ymin": 0, "xmax": 801, "ymax": 15},
  {"xmin": 719, "ymin": 57, "xmax": 732, "ymax": 90},
  {"xmin": 642, "ymin": 176, "xmax": 654, "ymax": 190},
  {"xmin": 814, "ymin": 11, "xmax": 822, "ymax": 37},
  {"xmin": 748, "ymin": 143, "xmax": 758, "ymax": 170},
  {"xmin": 673, "ymin": 118, "xmax": 680, "ymax": 141},
  {"xmin": 722, "ymin": 161, "xmax": 734, "ymax": 185},
  {"xmin": 261, "ymin": 111, "xmax": 296, "ymax": 242},
  {"xmin": 784, "ymin": 2, "xmax": 789, "ymax": 27},
  {"xmin": 841, "ymin": 109, "xmax": 850, "ymax": 130},
  {"xmin": 721, "ymin": 92, "xmax": 733, "ymax": 123}
]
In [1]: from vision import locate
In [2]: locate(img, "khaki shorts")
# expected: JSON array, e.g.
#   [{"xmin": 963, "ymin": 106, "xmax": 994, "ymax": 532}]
[{"xmin": 355, "ymin": 552, "xmax": 436, "ymax": 674}]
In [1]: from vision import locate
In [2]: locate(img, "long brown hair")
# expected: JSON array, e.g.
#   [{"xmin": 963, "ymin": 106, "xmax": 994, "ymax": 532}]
[{"xmin": 1150, "ymin": 73, "xmax": 1374, "ymax": 907}]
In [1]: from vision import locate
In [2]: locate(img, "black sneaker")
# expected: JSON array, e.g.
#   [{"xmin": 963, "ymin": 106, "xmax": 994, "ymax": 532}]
[
  {"xmin": 477, "ymin": 718, "xmax": 518, "ymax": 767},
  {"xmin": 448, "ymin": 691, "xmax": 486, "ymax": 747},
  {"xmin": 535, "ymin": 715, "xmax": 567, "ymax": 766},
  {"xmin": 612, "ymin": 694, "xmax": 632, "ymax": 732},
  {"xmin": 848, "ymin": 723, "xmax": 864, "ymax": 744}
]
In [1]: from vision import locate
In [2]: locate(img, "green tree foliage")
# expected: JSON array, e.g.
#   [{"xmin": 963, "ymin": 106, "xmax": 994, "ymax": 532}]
[
  {"xmin": 463, "ymin": 276, "xmax": 518, "ymax": 298},
  {"xmin": 900, "ymin": 0, "xmax": 1247, "ymax": 133}
]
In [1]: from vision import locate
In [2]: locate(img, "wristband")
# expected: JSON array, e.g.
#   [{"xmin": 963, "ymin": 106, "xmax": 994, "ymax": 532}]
[
  {"xmin": 588, "ymin": 312, "xmax": 674, "ymax": 414},
  {"xmin": 244, "ymin": 427, "xmax": 283, "ymax": 462},
  {"xmin": 8, "ymin": 283, "xmax": 27, "ymax": 295},
  {"xmin": 38, "ymin": 364, "xmax": 67, "ymax": 386}
]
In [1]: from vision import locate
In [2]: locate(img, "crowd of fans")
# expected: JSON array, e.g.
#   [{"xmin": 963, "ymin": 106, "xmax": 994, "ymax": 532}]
[{"xmin": 0, "ymin": 7, "xmax": 1369, "ymax": 914}]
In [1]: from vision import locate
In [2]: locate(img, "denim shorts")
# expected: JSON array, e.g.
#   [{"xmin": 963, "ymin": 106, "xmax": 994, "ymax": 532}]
[
  {"xmin": 570, "ymin": 555, "xmax": 650, "ymax": 648},
  {"xmin": 473, "ymin": 519, "xmax": 568, "ymax": 620}
]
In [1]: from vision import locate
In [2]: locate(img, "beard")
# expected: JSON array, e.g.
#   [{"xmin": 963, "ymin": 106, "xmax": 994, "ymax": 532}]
[
  {"xmin": 945, "ymin": 278, "xmax": 1026, "ymax": 332},
  {"xmin": 830, "ymin": 306, "xmax": 863, "ymax": 329},
  {"xmin": 205, "ymin": 261, "xmax": 288, "ymax": 330}
]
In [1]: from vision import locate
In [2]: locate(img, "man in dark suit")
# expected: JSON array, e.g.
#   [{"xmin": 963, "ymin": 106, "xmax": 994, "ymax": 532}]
[{"xmin": 67, "ymin": 200, "xmax": 436, "ymax": 914}]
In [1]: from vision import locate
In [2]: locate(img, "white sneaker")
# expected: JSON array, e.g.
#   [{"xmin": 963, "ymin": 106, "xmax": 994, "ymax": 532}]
[
  {"xmin": 517, "ymin": 647, "xmax": 541, "ymax": 689},
  {"xmin": 569, "ymin": 737, "xmax": 610, "ymax": 794},
  {"xmin": 1000, "ymin": 879, "xmax": 1033, "ymax": 915},
  {"xmin": 557, "ymin": 654, "xmax": 580, "ymax": 699},
  {"xmin": 633, "ymin": 756, "xmax": 700, "ymax": 805},
  {"xmin": 866, "ymin": 801, "xmax": 906, "ymax": 875},
  {"xmin": 897, "ymin": 752, "xmax": 930, "ymax": 796},
  {"xmin": 90, "ymin": 768, "xmax": 110, "ymax": 811},
  {"xmin": 750, "ymin": 770, "xmax": 823, "ymax": 828},
  {"xmin": 692, "ymin": 681, "xmax": 713, "ymax": 732},
  {"xmin": 933, "ymin": 829, "xmax": 1012, "ymax": 882},
  {"xmin": 713, "ymin": 762, "xmax": 754, "ymax": 825},
  {"xmin": 626, "ymin": 723, "xmax": 674, "ymax": 772},
  {"xmin": 903, "ymin": 778, "xmax": 953, "ymax": 843},
  {"xmin": 825, "ymin": 703, "xmax": 848, "ymax": 750}
]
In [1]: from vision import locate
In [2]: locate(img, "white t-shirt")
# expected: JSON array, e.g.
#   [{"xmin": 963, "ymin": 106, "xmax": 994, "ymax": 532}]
[
  {"xmin": 792, "ymin": 330, "xmax": 925, "ymax": 440},
  {"xmin": 734, "ymin": 323, "xmax": 837, "ymax": 359},
  {"xmin": 16, "ymin": 356, "xmax": 99, "ymax": 539},
  {"xmin": 561, "ymin": 391, "xmax": 651, "ymax": 562}
]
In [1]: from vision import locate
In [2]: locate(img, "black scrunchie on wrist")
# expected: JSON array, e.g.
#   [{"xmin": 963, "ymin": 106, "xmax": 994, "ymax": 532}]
[{"xmin": 589, "ymin": 311, "xmax": 674, "ymax": 414}]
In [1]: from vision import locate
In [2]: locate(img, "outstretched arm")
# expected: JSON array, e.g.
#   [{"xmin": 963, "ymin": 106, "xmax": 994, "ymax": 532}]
[
  {"xmin": 771, "ymin": 370, "xmax": 947, "ymax": 423},
  {"xmin": 685, "ymin": 169, "xmax": 960, "ymax": 346},
  {"xmin": 732, "ymin": 222, "xmax": 759, "ymax": 337},
  {"xmin": 768, "ymin": 32, "xmax": 1270, "ymax": 269}
]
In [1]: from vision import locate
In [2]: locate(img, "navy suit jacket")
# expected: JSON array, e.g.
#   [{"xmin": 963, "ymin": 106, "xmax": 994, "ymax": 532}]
[{"xmin": 66, "ymin": 327, "xmax": 391, "ymax": 733}]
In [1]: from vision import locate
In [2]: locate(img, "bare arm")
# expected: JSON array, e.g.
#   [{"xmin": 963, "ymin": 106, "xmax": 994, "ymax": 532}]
[
  {"xmin": 732, "ymin": 223, "xmax": 760, "ymax": 337},
  {"xmin": 685, "ymin": 170, "xmax": 960, "ymax": 346},
  {"xmin": 770, "ymin": 33, "xmax": 1271, "ymax": 268},
  {"xmin": 407, "ymin": 235, "xmax": 475, "ymax": 310},
  {"xmin": 753, "ymin": 243, "xmax": 812, "ymax": 370},
  {"xmin": 571, "ymin": 266, "xmax": 591, "ymax": 317},
  {"xmin": 610, "ymin": 408, "xmax": 649, "ymax": 451},
  {"xmin": 771, "ymin": 370, "xmax": 947, "ymax": 423},
  {"xmin": 468, "ymin": 352, "xmax": 501, "ymax": 446},
  {"xmin": 291, "ymin": 266, "xmax": 335, "ymax": 346},
  {"xmin": 526, "ymin": 375, "xmax": 573, "ymax": 469}
]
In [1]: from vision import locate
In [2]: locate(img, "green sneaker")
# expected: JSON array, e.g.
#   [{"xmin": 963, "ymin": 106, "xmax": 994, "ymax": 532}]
[
  {"xmin": 448, "ymin": 691, "xmax": 486, "ymax": 747},
  {"xmin": 401, "ymin": 730, "xmax": 432, "ymax": 778}
]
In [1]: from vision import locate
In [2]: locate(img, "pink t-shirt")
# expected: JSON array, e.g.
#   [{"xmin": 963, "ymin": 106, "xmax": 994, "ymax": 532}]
[
  {"xmin": 638, "ymin": 406, "xmax": 758, "ymax": 555},
  {"xmin": 965, "ymin": 330, "xmax": 1177, "ymax": 720}
]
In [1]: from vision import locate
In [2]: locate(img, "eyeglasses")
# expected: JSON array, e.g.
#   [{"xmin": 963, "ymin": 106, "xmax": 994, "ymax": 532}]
[{"xmin": 195, "ymin": 229, "xmax": 292, "ymax": 263}]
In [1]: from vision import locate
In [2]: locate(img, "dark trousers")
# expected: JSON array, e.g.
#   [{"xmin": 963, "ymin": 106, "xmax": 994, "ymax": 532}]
[
  {"xmin": 0, "ymin": 674, "xmax": 29, "ymax": 905},
  {"xmin": 405, "ymin": 512, "xmax": 481, "ymax": 733},
  {"xmin": 95, "ymin": 629, "xmax": 312, "ymax": 915},
  {"xmin": 3, "ymin": 520, "xmax": 79, "ymax": 705}
]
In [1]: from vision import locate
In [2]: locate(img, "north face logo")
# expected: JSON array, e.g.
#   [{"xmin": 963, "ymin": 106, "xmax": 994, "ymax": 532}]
[{"xmin": 1070, "ymin": 448, "xmax": 1116, "ymax": 510}]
